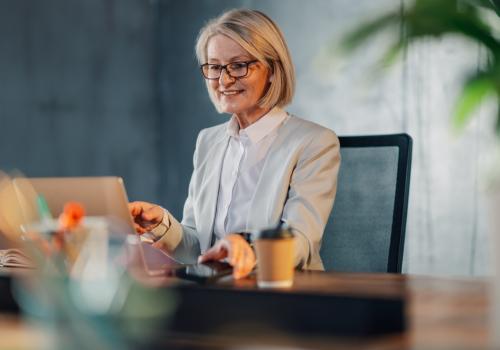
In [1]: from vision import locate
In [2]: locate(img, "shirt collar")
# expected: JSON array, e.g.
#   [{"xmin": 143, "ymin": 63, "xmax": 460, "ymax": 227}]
[{"xmin": 226, "ymin": 107, "xmax": 288, "ymax": 144}]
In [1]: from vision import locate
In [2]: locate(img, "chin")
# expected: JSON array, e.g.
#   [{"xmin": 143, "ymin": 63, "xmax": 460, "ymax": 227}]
[{"xmin": 217, "ymin": 103, "xmax": 243, "ymax": 115}]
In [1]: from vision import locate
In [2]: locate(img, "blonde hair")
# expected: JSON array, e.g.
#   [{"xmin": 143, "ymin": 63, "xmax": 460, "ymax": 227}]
[{"xmin": 195, "ymin": 9, "xmax": 295, "ymax": 110}]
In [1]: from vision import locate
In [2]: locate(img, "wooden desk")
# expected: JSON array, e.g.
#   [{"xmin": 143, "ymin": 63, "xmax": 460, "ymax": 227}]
[{"xmin": 0, "ymin": 271, "xmax": 490, "ymax": 350}]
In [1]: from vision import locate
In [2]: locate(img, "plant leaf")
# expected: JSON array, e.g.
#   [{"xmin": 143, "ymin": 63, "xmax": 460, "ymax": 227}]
[
  {"xmin": 453, "ymin": 74, "xmax": 496, "ymax": 130},
  {"xmin": 474, "ymin": 0, "xmax": 500, "ymax": 16},
  {"xmin": 380, "ymin": 41, "xmax": 406, "ymax": 67},
  {"xmin": 496, "ymin": 100, "xmax": 500, "ymax": 135},
  {"xmin": 341, "ymin": 13, "xmax": 399, "ymax": 53},
  {"xmin": 491, "ymin": 0, "xmax": 500, "ymax": 16},
  {"xmin": 449, "ymin": 14, "xmax": 500, "ymax": 52}
]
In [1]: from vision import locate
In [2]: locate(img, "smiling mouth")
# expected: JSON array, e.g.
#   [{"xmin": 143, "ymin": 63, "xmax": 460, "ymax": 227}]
[{"xmin": 220, "ymin": 90, "xmax": 243, "ymax": 96}]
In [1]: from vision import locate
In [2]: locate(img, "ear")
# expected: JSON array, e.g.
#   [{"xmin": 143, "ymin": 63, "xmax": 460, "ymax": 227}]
[{"xmin": 269, "ymin": 74, "xmax": 274, "ymax": 83}]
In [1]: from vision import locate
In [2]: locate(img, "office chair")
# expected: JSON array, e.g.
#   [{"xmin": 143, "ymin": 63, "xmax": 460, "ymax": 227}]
[{"xmin": 320, "ymin": 133, "xmax": 412, "ymax": 273}]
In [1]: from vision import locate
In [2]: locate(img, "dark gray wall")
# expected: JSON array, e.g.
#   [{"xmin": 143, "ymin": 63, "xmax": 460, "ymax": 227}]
[
  {"xmin": 0, "ymin": 0, "xmax": 259, "ymax": 218},
  {"xmin": 1, "ymin": 0, "xmax": 160, "ymax": 203}
]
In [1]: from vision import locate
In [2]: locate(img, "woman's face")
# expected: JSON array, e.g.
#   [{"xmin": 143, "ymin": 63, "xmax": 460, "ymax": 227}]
[{"xmin": 206, "ymin": 34, "xmax": 270, "ymax": 119}]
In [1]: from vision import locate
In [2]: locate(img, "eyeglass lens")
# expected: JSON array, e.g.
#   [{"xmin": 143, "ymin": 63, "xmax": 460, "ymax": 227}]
[{"xmin": 202, "ymin": 62, "xmax": 250, "ymax": 79}]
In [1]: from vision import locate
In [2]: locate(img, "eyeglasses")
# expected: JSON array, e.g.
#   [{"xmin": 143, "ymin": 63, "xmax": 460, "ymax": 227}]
[{"xmin": 200, "ymin": 60, "xmax": 259, "ymax": 80}]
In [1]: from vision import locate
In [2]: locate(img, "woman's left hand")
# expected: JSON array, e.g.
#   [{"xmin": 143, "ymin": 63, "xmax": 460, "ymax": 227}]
[{"xmin": 198, "ymin": 233, "xmax": 256, "ymax": 279}]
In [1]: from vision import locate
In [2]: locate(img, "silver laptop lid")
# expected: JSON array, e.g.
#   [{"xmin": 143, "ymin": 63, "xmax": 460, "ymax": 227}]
[
  {"xmin": 23, "ymin": 176, "xmax": 179, "ymax": 274},
  {"xmin": 25, "ymin": 176, "xmax": 135, "ymax": 234}
]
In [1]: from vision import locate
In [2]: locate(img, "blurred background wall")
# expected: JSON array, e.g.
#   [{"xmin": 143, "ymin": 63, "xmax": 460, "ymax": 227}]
[{"xmin": 1, "ymin": 0, "xmax": 496, "ymax": 276}]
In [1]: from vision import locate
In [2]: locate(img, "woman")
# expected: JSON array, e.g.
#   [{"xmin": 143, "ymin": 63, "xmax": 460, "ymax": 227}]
[{"xmin": 129, "ymin": 9, "xmax": 340, "ymax": 279}]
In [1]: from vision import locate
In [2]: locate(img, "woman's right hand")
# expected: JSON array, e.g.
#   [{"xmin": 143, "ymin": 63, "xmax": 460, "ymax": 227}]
[
  {"xmin": 198, "ymin": 234, "xmax": 256, "ymax": 279},
  {"xmin": 128, "ymin": 201, "xmax": 164, "ymax": 234}
]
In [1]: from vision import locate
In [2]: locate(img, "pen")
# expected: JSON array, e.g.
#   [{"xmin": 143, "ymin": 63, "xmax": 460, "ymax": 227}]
[{"xmin": 36, "ymin": 195, "xmax": 52, "ymax": 223}]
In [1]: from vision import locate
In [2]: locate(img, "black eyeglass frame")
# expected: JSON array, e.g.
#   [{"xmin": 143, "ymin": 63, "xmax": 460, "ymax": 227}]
[{"xmin": 200, "ymin": 60, "xmax": 259, "ymax": 80}]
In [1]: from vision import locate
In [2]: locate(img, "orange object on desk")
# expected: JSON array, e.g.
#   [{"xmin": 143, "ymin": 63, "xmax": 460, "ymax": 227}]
[{"xmin": 58, "ymin": 202, "xmax": 85, "ymax": 231}]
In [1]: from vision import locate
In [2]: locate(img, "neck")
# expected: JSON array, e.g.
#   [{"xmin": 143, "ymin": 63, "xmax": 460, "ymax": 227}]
[{"xmin": 234, "ymin": 106, "xmax": 271, "ymax": 129}]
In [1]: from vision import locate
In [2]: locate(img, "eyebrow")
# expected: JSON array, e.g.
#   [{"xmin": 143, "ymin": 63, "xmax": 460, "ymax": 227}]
[{"xmin": 207, "ymin": 55, "xmax": 252, "ymax": 63}]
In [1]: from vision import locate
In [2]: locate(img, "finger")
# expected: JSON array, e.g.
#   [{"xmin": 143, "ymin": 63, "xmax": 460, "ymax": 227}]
[
  {"xmin": 232, "ymin": 243, "xmax": 255, "ymax": 279},
  {"xmin": 133, "ymin": 223, "xmax": 146, "ymax": 234},
  {"xmin": 228, "ymin": 243, "xmax": 243, "ymax": 267},
  {"xmin": 128, "ymin": 202, "xmax": 143, "ymax": 217},
  {"xmin": 240, "ymin": 246, "xmax": 254, "ymax": 270},
  {"xmin": 222, "ymin": 235, "xmax": 247, "ymax": 278},
  {"xmin": 225, "ymin": 234, "xmax": 245, "ymax": 265},
  {"xmin": 241, "ymin": 247, "xmax": 256, "ymax": 276},
  {"xmin": 198, "ymin": 243, "xmax": 227, "ymax": 263},
  {"xmin": 234, "ymin": 263, "xmax": 249, "ymax": 279},
  {"xmin": 130, "ymin": 201, "xmax": 158, "ymax": 218},
  {"xmin": 231, "ymin": 248, "xmax": 248, "ymax": 278},
  {"xmin": 233, "ymin": 253, "xmax": 250, "ymax": 279},
  {"xmin": 142, "ymin": 206, "xmax": 162, "ymax": 222}
]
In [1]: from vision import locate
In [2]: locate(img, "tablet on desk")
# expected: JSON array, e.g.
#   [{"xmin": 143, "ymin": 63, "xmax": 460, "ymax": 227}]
[{"xmin": 171, "ymin": 262, "xmax": 232, "ymax": 284}]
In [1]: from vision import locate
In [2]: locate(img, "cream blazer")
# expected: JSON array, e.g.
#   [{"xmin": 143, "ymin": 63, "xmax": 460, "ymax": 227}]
[{"xmin": 153, "ymin": 115, "xmax": 341, "ymax": 270}]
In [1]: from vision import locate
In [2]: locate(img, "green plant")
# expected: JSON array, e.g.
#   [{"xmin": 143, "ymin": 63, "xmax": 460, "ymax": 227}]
[{"xmin": 342, "ymin": 0, "xmax": 500, "ymax": 133}]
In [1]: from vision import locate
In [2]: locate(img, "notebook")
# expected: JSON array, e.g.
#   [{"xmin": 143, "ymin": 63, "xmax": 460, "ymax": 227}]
[{"xmin": 0, "ymin": 248, "xmax": 34, "ymax": 268}]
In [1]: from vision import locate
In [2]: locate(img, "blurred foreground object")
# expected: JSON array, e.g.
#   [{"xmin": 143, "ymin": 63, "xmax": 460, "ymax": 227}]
[
  {"xmin": 58, "ymin": 202, "xmax": 85, "ymax": 231},
  {"xmin": 0, "ymin": 171, "xmax": 175, "ymax": 349},
  {"xmin": 0, "ymin": 171, "xmax": 38, "ymax": 242}
]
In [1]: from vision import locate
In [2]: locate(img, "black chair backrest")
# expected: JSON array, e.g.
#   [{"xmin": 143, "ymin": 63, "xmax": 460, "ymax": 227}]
[{"xmin": 320, "ymin": 133, "xmax": 412, "ymax": 273}]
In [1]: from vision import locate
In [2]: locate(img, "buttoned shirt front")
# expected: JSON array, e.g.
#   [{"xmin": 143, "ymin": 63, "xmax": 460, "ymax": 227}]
[{"xmin": 213, "ymin": 107, "xmax": 289, "ymax": 239}]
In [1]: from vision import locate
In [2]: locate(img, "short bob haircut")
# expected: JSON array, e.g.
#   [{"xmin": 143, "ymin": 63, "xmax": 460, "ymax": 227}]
[{"xmin": 195, "ymin": 9, "xmax": 295, "ymax": 111}]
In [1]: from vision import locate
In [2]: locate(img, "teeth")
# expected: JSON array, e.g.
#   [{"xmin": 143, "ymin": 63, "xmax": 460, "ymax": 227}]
[{"xmin": 221, "ymin": 91, "xmax": 240, "ymax": 95}]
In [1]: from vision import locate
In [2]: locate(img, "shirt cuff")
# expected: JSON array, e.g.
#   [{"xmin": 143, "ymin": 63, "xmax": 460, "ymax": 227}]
[
  {"xmin": 151, "ymin": 211, "xmax": 184, "ymax": 253},
  {"xmin": 150, "ymin": 208, "xmax": 171, "ymax": 240}
]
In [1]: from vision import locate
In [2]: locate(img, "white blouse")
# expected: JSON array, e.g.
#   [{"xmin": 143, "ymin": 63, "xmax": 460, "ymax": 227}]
[{"xmin": 213, "ymin": 107, "xmax": 288, "ymax": 239}]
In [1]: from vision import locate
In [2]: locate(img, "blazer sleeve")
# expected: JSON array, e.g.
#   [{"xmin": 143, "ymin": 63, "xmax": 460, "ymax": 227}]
[
  {"xmin": 152, "ymin": 134, "xmax": 203, "ymax": 264},
  {"xmin": 281, "ymin": 128, "xmax": 341, "ymax": 269}
]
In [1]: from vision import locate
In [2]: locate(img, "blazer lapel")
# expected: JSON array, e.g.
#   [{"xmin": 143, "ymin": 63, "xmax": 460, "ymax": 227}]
[
  {"xmin": 197, "ymin": 133, "xmax": 229, "ymax": 252},
  {"xmin": 246, "ymin": 117, "xmax": 295, "ymax": 231}
]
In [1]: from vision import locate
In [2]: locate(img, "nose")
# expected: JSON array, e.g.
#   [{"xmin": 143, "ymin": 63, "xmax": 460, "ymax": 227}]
[{"xmin": 219, "ymin": 68, "xmax": 235, "ymax": 87}]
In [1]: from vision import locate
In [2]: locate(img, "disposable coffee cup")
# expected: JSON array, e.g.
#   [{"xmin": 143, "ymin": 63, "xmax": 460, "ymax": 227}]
[{"xmin": 253, "ymin": 224, "xmax": 295, "ymax": 289}]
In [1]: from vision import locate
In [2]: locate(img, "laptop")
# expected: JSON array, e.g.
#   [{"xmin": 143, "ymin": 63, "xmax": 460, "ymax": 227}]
[{"xmin": 19, "ymin": 176, "xmax": 179, "ymax": 275}]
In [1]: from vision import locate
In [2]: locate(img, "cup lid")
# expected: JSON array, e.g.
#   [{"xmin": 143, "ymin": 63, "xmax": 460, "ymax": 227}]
[{"xmin": 252, "ymin": 222, "xmax": 294, "ymax": 240}]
